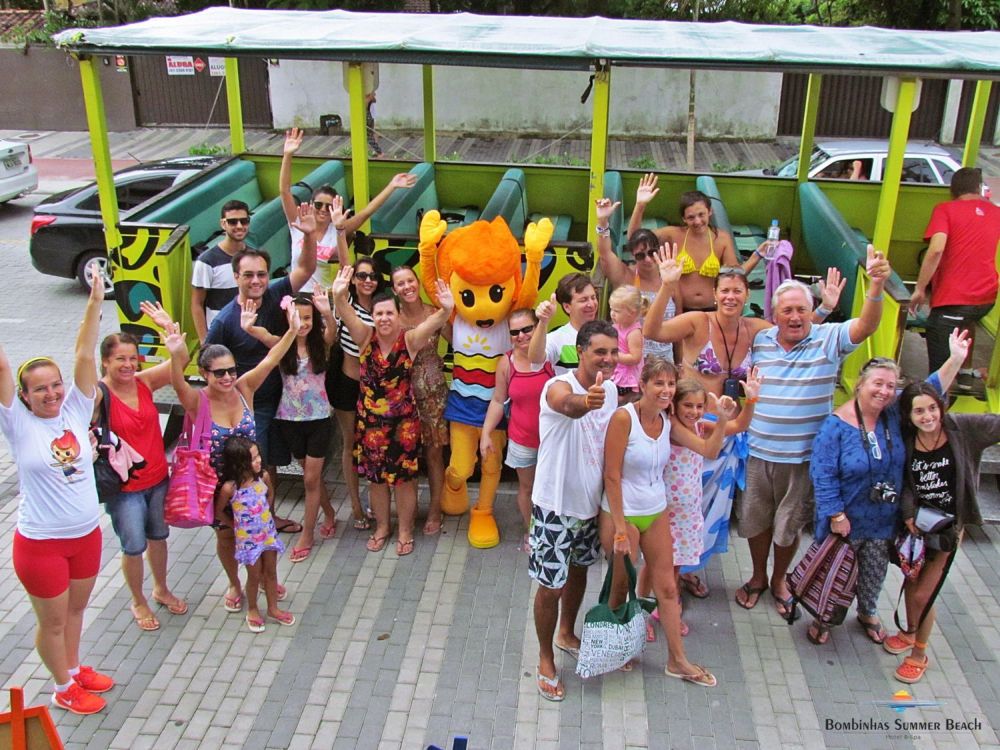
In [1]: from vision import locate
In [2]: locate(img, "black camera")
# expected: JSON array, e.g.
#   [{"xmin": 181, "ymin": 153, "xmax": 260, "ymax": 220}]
[
  {"xmin": 870, "ymin": 482, "xmax": 898, "ymax": 504},
  {"xmin": 723, "ymin": 377, "xmax": 742, "ymax": 399}
]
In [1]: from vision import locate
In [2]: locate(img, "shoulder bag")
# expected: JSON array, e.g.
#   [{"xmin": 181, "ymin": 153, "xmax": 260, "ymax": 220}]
[{"xmin": 164, "ymin": 391, "xmax": 217, "ymax": 528}]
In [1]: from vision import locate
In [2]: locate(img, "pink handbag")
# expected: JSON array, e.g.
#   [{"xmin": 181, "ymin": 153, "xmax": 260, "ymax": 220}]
[{"xmin": 164, "ymin": 391, "xmax": 217, "ymax": 528}]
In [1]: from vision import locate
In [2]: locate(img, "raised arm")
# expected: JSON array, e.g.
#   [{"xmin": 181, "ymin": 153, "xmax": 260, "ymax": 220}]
[
  {"xmin": 239, "ymin": 299, "xmax": 280, "ymax": 348},
  {"xmin": 328, "ymin": 196, "xmax": 351, "ymax": 267},
  {"xmin": 134, "ymin": 300, "xmax": 177, "ymax": 392},
  {"xmin": 671, "ymin": 393, "xmax": 736, "ymax": 459},
  {"xmin": 405, "ymin": 280, "xmax": 453, "ymax": 359},
  {"xmin": 74, "ymin": 275, "xmax": 105, "ymax": 398},
  {"xmin": 340, "ymin": 173, "xmax": 417, "ymax": 235},
  {"xmin": 546, "ymin": 371, "xmax": 608, "ymax": 419},
  {"xmin": 627, "ymin": 173, "xmax": 659, "ymax": 239},
  {"xmin": 163, "ymin": 324, "xmax": 199, "ymax": 414},
  {"xmin": 418, "ymin": 210, "xmax": 447, "ymax": 307},
  {"xmin": 848, "ymin": 244, "xmax": 888, "ymax": 345},
  {"xmin": 311, "ymin": 287, "xmax": 338, "ymax": 347},
  {"xmin": 279, "ymin": 128, "xmax": 304, "ymax": 225},
  {"xmin": 516, "ymin": 217, "xmax": 552, "ymax": 309},
  {"xmin": 331, "ymin": 266, "xmax": 374, "ymax": 352},
  {"xmin": 595, "ymin": 198, "xmax": 629, "ymax": 289},
  {"xmin": 288, "ymin": 202, "xmax": 319, "ymax": 293},
  {"xmin": 644, "ymin": 244, "xmax": 694, "ymax": 343},
  {"xmin": 812, "ymin": 266, "xmax": 846, "ymax": 324},
  {"xmin": 238, "ymin": 304, "xmax": 300, "ymax": 395},
  {"xmin": 930, "ymin": 327, "xmax": 971, "ymax": 393},
  {"xmin": 528, "ymin": 293, "xmax": 555, "ymax": 364}
]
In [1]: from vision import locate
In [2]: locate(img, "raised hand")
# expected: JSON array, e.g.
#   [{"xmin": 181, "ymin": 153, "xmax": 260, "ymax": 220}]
[
  {"xmin": 707, "ymin": 392, "xmax": 738, "ymax": 421},
  {"xmin": 283, "ymin": 128, "xmax": 303, "ymax": 156},
  {"xmin": 286, "ymin": 300, "xmax": 302, "ymax": 332},
  {"xmin": 585, "ymin": 371, "xmax": 606, "ymax": 411},
  {"xmin": 419, "ymin": 209, "xmax": 447, "ymax": 248},
  {"xmin": 636, "ymin": 173, "xmax": 659, "ymax": 206},
  {"xmin": 865, "ymin": 244, "xmax": 890, "ymax": 283},
  {"xmin": 331, "ymin": 265, "xmax": 353, "ymax": 301},
  {"xmin": 594, "ymin": 197, "xmax": 622, "ymax": 224},
  {"xmin": 312, "ymin": 286, "xmax": 332, "ymax": 316},
  {"xmin": 536, "ymin": 293, "xmax": 557, "ymax": 322},
  {"xmin": 292, "ymin": 201, "xmax": 317, "ymax": 236},
  {"xmin": 239, "ymin": 299, "xmax": 259, "ymax": 332},
  {"xmin": 390, "ymin": 173, "xmax": 417, "ymax": 190},
  {"xmin": 524, "ymin": 217, "xmax": 554, "ymax": 261},
  {"xmin": 435, "ymin": 279, "xmax": 455, "ymax": 314},
  {"xmin": 948, "ymin": 327, "xmax": 971, "ymax": 363},
  {"xmin": 328, "ymin": 194, "xmax": 345, "ymax": 228},
  {"xmin": 740, "ymin": 366, "xmax": 763, "ymax": 402},
  {"xmin": 818, "ymin": 266, "xmax": 846, "ymax": 311},
  {"xmin": 139, "ymin": 300, "xmax": 173, "ymax": 330},
  {"xmin": 653, "ymin": 242, "xmax": 682, "ymax": 286},
  {"xmin": 163, "ymin": 322, "xmax": 186, "ymax": 357}
]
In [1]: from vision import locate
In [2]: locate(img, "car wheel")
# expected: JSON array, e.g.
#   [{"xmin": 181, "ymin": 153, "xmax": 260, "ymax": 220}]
[{"xmin": 76, "ymin": 251, "xmax": 114, "ymax": 299}]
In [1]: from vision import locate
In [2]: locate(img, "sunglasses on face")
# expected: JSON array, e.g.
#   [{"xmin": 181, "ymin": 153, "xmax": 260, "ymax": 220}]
[
  {"xmin": 224, "ymin": 217, "xmax": 250, "ymax": 227},
  {"xmin": 632, "ymin": 250, "xmax": 652, "ymax": 262},
  {"xmin": 354, "ymin": 272, "xmax": 378, "ymax": 282},
  {"xmin": 209, "ymin": 366, "xmax": 238, "ymax": 379},
  {"xmin": 312, "ymin": 201, "xmax": 332, "ymax": 210},
  {"xmin": 509, "ymin": 324, "xmax": 536, "ymax": 337}
]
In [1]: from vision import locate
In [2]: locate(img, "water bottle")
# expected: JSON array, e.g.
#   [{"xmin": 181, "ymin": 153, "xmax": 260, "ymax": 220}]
[{"xmin": 766, "ymin": 219, "xmax": 780, "ymax": 257}]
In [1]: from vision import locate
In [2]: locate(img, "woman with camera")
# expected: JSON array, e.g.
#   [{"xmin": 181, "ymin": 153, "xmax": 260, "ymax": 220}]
[
  {"xmin": 884, "ymin": 375, "xmax": 1000, "ymax": 683},
  {"xmin": 808, "ymin": 331, "xmax": 968, "ymax": 647}
]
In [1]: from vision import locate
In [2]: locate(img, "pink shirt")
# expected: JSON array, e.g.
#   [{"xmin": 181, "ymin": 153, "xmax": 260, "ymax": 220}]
[{"xmin": 612, "ymin": 321, "xmax": 642, "ymax": 389}]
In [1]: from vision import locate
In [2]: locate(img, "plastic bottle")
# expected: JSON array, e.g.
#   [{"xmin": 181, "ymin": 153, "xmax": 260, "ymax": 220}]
[{"xmin": 766, "ymin": 219, "xmax": 780, "ymax": 257}]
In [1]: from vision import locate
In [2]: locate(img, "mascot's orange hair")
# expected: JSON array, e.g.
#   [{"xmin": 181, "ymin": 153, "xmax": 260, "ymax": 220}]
[{"xmin": 436, "ymin": 218, "xmax": 524, "ymax": 300}]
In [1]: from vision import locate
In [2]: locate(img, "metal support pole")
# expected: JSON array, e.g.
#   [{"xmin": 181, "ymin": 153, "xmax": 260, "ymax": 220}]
[
  {"xmin": 224, "ymin": 58, "xmax": 245, "ymax": 154},
  {"xmin": 796, "ymin": 74, "xmax": 822, "ymax": 184},
  {"xmin": 78, "ymin": 55, "xmax": 120, "ymax": 251},
  {"xmin": 348, "ymin": 62, "xmax": 371, "ymax": 231},
  {"xmin": 422, "ymin": 65, "xmax": 436, "ymax": 163},
  {"xmin": 586, "ymin": 64, "xmax": 611, "ymax": 249},
  {"xmin": 872, "ymin": 78, "xmax": 917, "ymax": 254},
  {"xmin": 962, "ymin": 80, "xmax": 993, "ymax": 168}
]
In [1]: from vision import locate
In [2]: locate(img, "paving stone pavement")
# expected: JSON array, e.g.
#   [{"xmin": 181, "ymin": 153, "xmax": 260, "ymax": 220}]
[{"xmin": 3, "ymin": 159, "xmax": 1000, "ymax": 750}]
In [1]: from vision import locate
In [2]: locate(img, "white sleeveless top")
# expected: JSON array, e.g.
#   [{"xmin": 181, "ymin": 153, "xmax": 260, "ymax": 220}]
[{"xmin": 601, "ymin": 401, "xmax": 670, "ymax": 517}]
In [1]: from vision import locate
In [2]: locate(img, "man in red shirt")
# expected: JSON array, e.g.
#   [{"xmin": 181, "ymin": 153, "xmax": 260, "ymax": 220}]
[{"xmin": 910, "ymin": 168, "xmax": 1000, "ymax": 374}]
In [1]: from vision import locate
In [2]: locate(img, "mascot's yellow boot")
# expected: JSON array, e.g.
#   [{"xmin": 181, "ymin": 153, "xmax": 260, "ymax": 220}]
[
  {"xmin": 441, "ymin": 470, "xmax": 470, "ymax": 516},
  {"xmin": 468, "ymin": 507, "xmax": 500, "ymax": 549}
]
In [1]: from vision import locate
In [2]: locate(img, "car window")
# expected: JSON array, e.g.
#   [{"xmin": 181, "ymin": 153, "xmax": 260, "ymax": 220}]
[
  {"xmin": 775, "ymin": 147, "xmax": 829, "ymax": 178},
  {"xmin": 76, "ymin": 174, "xmax": 176, "ymax": 212},
  {"xmin": 814, "ymin": 158, "xmax": 872, "ymax": 180},
  {"xmin": 932, "ymin": 159, "xmax": 955, "ymax": 185},
  {"xmin": 901, "ymin": 158, "xmax": 937, "ymax": 184}
]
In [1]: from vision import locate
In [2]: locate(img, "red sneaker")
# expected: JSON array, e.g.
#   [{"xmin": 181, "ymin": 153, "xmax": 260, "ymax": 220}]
[
  {"xmin": 51, "ymin": 683, "xmax": 106, "ymax": 715},
  {"xmin": 73, "ymin": 666, "xmax": 114, "ymax": 693}
]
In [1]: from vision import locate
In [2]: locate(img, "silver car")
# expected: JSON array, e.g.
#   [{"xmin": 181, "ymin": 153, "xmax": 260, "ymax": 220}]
[
  {"xmin": 755, "ymin": 139, "xmax": 961, "ymax": 185},
  {"xmin": 0, "ymin": 139, "xmax": 38, "ymax": 203}
]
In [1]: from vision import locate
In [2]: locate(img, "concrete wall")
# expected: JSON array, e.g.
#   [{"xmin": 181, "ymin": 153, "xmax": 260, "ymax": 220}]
[
  {"xmin": 0, "ymin": 45, "xmax": 137, "ymax": 131},
  {"xmin": 268, "ymin": 61, "xmax": 781, "ymax": 138}
]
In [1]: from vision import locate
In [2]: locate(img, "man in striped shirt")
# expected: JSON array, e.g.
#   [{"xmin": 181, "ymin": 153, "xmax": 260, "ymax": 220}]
[{"xmin": 734, "ymin": 246, "xmax": 890, "ymax": 618}]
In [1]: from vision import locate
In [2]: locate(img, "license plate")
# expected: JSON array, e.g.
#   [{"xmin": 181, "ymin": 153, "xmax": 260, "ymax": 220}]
[{"xmin": 2, "ymin": 156, "xmax": 20, "ymax": 169}]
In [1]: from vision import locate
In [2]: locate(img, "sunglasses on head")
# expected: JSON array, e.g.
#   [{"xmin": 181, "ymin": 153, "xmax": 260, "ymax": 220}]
[
  {"xmin": 224, "ymin": 217, "xmax": 250, "ymax": 227},
  {"xmin": 509, "ymin": 324, "xmax": 535, "ymax": 337},
  {"xmin": 209, "ymin": 366, "xmax": 238, "ymax": 379},
  {"xmin": 718, "ymin": 266, "xmax": 747, "ymax": 277},
  {"xmin": 354, "ymin": 271, "xmax": 378, "ymax": 282}
]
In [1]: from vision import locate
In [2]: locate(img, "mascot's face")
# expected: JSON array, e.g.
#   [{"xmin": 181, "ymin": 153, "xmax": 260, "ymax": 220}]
[{"xmin": 450, "ymin": 275, "xmax": 516, "ymax": 330}]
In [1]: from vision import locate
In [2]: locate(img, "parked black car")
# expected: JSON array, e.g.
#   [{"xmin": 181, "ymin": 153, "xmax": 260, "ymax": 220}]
[{"xmin": 29, "ymin": 156, "xmax": 223, "ymax": 295}]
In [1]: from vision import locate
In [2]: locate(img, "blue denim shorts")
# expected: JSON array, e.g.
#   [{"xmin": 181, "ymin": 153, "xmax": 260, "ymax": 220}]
[{"xmin": 105, "ymin": 477, "xmax": 170, "ymax": 556}]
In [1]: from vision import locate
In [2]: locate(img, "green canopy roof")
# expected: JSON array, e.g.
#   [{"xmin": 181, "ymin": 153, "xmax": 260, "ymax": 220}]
[{"xmin": 55, "ymin": 8, "xmax": 1000, "ymax": 79}]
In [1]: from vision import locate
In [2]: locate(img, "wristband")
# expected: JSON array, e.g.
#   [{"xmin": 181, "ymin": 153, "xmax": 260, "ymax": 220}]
[
  {"xmin": 596, "ymin": 225, "xmax": 611, "ymax": 237},
  {"xmin": 831, "ymin": 513, "xmax": 847, "ymax": 522},
  {"xmin": 754, "ymin": 248, "xmax": 765, "ymax": 260},
  {"xmin": 866, "ymin": 292, "xmax": 883, "ymax": 302},
  {"xmin": 745, "ymin": 396, "xmax": 759, "ymax": 405},
  {"xmin": 614, "ymin": 534, "xmax": 627, "ymax": 543},
  {"xmin": 815, "ymin": 304, "xmax": 831, "ymax": 318}
]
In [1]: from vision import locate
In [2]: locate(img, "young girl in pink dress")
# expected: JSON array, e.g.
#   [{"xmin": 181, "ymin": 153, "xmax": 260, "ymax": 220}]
[{"xmin": 609, "ymin": 285, "xmax": 645, "ymax": 398}]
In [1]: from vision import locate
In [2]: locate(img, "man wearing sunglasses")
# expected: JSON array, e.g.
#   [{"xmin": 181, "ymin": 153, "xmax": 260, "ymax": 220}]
[
  {"xmin": 202, "ymin": 203, "xmax": 321, "ymax": 534},
  {"xmin": 191, "ymin": 200, "xmax": 253, "ymax": 343}
]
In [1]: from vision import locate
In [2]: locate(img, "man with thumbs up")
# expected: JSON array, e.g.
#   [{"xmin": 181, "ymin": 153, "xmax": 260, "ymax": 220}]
[{"xmin": 528, "ymin": 320, "xmax": 619, "ymax": 702}]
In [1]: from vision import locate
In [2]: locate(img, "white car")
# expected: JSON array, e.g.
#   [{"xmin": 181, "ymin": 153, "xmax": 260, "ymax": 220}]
[
  {"xmin": 0, "ymin": 139, "xmax": 38, "ymax": 203},
  {"xmin": 746, "ymin": 139, "xmax": 962, "ymax": 185}
]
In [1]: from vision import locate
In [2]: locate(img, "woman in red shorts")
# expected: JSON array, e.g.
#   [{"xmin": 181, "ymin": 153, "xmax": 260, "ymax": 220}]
[{"xmin": 0, "ymin": 278, "xmax": 113, "ymax": 715}]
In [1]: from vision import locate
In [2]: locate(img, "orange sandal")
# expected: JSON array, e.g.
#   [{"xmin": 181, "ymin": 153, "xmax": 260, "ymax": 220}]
[
  {"xmin": 882, "ymin": 632, "xmax": 915, "ymax": 655},
  {"xmin": 895, "ymin": 654, "xmax": 929, "ymax": 684}
]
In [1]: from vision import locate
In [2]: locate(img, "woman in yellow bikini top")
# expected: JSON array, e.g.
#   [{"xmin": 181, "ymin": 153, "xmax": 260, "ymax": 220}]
[{"xmin": 676, "ymin": 225, "xmax": 721, "ymax": 278}]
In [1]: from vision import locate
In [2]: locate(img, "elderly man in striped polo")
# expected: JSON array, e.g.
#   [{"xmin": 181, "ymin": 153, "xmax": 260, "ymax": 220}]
[{"xmin": 734, "ymin": 245, "xmax": 890, "ymax": 618}]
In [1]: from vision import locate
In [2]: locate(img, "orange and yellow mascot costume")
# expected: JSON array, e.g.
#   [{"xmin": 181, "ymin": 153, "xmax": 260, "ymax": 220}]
[{"xmin": 419, "ymin": 210, "xmax": 553, "ymax": 548}]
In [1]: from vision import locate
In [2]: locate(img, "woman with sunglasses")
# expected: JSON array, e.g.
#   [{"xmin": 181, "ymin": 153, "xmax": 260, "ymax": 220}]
[
  {"xmin": 480, "ymin": 306, "xmax": 555, "ymax": 551},
  {"xmin": 280, "ymin": 128, "xmax": 417, "ymax": 292},
  {"xmin": 391, "ymin": 265, "xmax": 451, "ymax": 535},
  {"xmin": 644, "ymin": 246, "xmax": 845, "ymax": 599},
  {"xmin": 595, "ymin": 197, "xmax": 677, "ymax": 362},
  {"xmin": 807, "ymin": 333, "xmax": 967, "ymax": 647},
  {"xmin": 162, "ymin": 304, "xmax": 300, "ymax": 615},
  {"xmin": 885, "ymin": 368, "xmax": 1000, "ymax": 683},
  {"xmin": 329, "ymin": 255, "xmax": 385, "ymax": 531}
]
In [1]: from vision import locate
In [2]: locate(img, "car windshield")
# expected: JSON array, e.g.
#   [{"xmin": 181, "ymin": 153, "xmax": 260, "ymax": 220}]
[{"xmin": 774, "ymin": 147, "xmax": 829, "ymax": 178}]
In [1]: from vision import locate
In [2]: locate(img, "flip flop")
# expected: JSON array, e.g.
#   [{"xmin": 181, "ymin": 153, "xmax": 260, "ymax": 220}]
[
  {"xmin": 680, "ymin": 573, "xmax": 710, "ymax": 599},
  {"xmin": 807, "ymin": 621, "xmax": 830, "ymax": 645},
  {"xmin": 353, "ymin": 517, "xmax": 373, "ymax": 531},
  {"xmin": 771, "ymin": 590, "xmax": 801, "ymax": 622},
  {"xmin": 735, "ymin": 582, "xmax": 766, "ymax": 610},
  {"xmin": 367, "ymin": 533, "xmax": 390, "ymax": 552},
  {"xmin": 423, "ymin": 518, "xmax": 442, "ymax": 536},
  {"xmin": 555, "ymin": 642, "xmax": 580, "ymax": 660},
  {"xmin": 289, "ymin": 546, "xmax": 312, "ymax": 563},
  {"xmin": 245, "ymin": 615, "xmax": 265, "ymax": 633},
  {"xmin": 276, "ymin": 584, "xmax": 287, "ymax": 602},
  {"xmin": 275, "ymin": 518, "xmax": 304, "ymax": 534},
  {"xmin": 222, "ymin": 593, "xmax": 243, "ymax": 613},
  {"xmin": 152, "ymin": 595, "xmax": 188, "ymax": 616},
  {"xmin": 396, "ymin": 538, "xmax": 414, "ymax": 557},
  {"xmin": 130, "ymin": 604, "xmax": 160, "ymax": 632},
  {"xmin": 319, "ymin": 521, "xmax": 337, "ymax": 540},
  {"xmin": 536, "ymin": 670, "xmax": 564, "ymax": 702},
  {"xmin": 665, "ymin": 664, "xmax": 717, "ymax": 687},
  {"xmin": 269, "ymin": 611, "xmax": 296, "ymax": 627},
  {"xmin": 857, "ymin": 616, "xmax": 886, "ymax": 644}
]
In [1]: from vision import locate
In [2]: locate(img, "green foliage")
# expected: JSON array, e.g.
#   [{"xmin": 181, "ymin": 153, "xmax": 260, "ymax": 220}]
[
  {"xmin": 0, "ymin": 11, "xmax": 96, "ymax": 46},
  {"xmin": 710, "ymin": 159, "xmax": 772, "ymax": 172},
  {"xmin": 524, "ymin": 153, "xmax": 588, "ymax": 166},
  {"xmin": 627, "ymin": 155, "xmax": 657, "ymax": 169},
  {"xmin": 334, "ymin": 145, "xmax": 352, "ymax": 158},
  {"xmin": 189, "ymin": 142, "xmax": 231, "ymax": 156}
]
